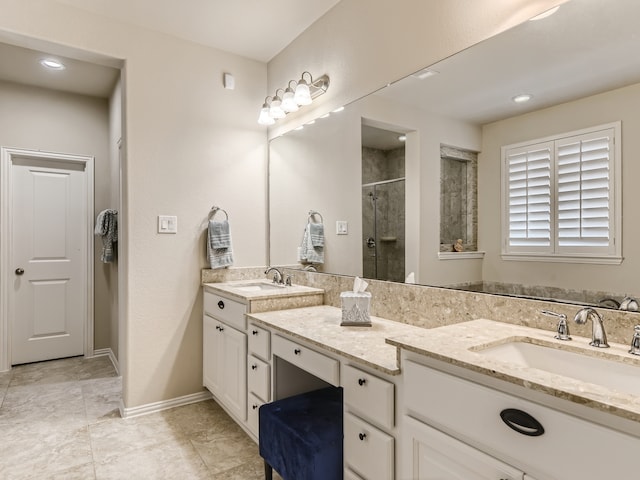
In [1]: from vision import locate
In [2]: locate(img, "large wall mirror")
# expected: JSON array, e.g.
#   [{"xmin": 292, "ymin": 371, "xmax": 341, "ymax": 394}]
[{"xmin": 269, "ymin": 0, "xmax": 640, "ymax": 311}]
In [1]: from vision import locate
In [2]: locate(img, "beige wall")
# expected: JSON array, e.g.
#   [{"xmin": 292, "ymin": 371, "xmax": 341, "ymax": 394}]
[
  {"xmin": 480, "ymin": 82, "xmax": 640, "ymax": 297},
  {"xmin": 268, "ymin": 0, "xmax": 565, "ymax": 138},
  {"xmin": 1, "ymin": 0, "xmax": 564, "ymax": 409},
  {"xmin": 0, "ymin": 79, "xmax": 112, "ymax": 350},
  {"xmin": 1, "ymin": 0, "xmax": 267, "ymax": 408}
]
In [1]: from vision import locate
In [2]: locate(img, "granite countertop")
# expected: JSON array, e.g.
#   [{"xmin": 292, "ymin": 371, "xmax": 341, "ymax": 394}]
[
  {"xmin": 203, "ymin": 279, "xmax": 324, "ymax": 303},
  {"xmin": 387, "ymin": 319, "xmax": 640, "ymax": 423},
  {"xmin": 247, "ymin": 305, "xmax": 425, "ymax": 375}
]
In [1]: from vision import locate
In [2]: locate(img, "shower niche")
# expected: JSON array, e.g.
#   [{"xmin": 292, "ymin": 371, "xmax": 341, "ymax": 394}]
[
  {"xmin": 361, "ymin": 124, "xmax": 406, "ymax": 282},
  {"xmin": 439, "ymin": 145, "xmax": 478, "ymax": 252}
]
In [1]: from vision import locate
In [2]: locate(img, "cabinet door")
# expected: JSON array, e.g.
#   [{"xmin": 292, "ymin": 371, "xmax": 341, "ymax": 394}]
[
  {"xmin": 221, "ymin": 324, "xmax": 247, "ymax": 421},
  {"xmin": 203, "ymin": 315, "xmax": 224, "ymax": 396},
  {"xmin": 402, "ymin": 416, "xmax": 524, "ymax": 480}
]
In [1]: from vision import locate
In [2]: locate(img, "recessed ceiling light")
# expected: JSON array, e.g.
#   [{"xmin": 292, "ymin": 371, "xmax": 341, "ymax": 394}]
[
  {"xmin": 512, "ymin": 94, "xmax": 533, "ymax": 104},
  {"xmin": 294, "ymin": 126, "xmax": 304, "ymax": 131},
  {"xmin": 320, "ymin": 113, "xmax": 331, "ymax": 119},
  {"xmin": 530, "ymin": 6, "xmax": 560, "ymax": 21},
  {"xmin": 332, "ymin": 106, "xmax": 345, "ymax": 113},
  {"xmin": 40, "ymin": 58, "xmax": 65, "ymax": 70},
  {"xmin": 398, "ymin": 135, "xmax": 407, "ymax": 142},
  {"xmin": 412, "ymin": 69, "xmax": 439, "ymax": 80}
]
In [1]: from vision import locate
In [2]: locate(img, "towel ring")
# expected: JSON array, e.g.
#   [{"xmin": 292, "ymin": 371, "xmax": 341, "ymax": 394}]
[
  {"xmin": 308, "ymin": 210, "xmax": 323, "ymax": 224},
  {"xmin": 209, "ymin": 206, "xmax": 229, "ymax": 221}
]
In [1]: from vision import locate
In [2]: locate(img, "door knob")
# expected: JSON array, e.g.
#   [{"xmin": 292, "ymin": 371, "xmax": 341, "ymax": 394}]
[{"xmin": 15, "ymin": 268, "xmax": 24, "ymax": 275}]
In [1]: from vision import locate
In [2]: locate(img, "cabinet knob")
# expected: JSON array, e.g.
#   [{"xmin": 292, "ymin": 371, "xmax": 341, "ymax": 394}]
[
  {"xmin": 15, "ymin": 268, "xmax": 24, "ymax": 275},
  {"xmin": 252, "ymin": 330, "xmax": 259, "ymax": 335},
  {"xmin": 252, "ymin": 404, "xmax": 258, "ymax": 410},
  {"xmin": 358, "ymin": 378, "xmax": 367, "ymax": 386},
  {"xmin": 294, "ymin": 348, "xmax": 301, "ymax": 355},
  {"xmin": 215, "ymin": 325, "xmax": 220, "ymax": 331},
  {"xmin": 217, "ymin": 300, "xmax": 225, "ymax": 309},
  {"xmin": 218, "ymin": 326, "xmax": 224, "ymax": 332},
  {"xmin": 358, "ymin": 433, "xmax": 367, "ymax": 441},
  {"xmin": 251, "ymin": 364, "xmax": 258, "ymax": 370}
]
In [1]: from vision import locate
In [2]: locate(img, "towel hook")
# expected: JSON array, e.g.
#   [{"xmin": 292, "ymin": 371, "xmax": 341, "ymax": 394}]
[
  {"xmin": 209, "ymin": 206, "xmax": 229, "ymax": 221},
  {"xmin": 308, "ymin": 210, "xmax": 323, "ymax": 224}
]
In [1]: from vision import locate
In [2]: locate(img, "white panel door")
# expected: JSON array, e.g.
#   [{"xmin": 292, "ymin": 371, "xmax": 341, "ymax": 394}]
[{"xmin": 10, "ymin": 156, "xmax": 87, "ymax": 365}]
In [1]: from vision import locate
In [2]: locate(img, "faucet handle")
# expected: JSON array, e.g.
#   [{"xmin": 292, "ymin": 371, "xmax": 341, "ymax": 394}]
[
  {"xmin": 541, "ymin": 310, "xmax": 571, "ymax": 341},
  {"xmin": 629, "ymin": 325, "xmax": 640, "ymax": 356}
]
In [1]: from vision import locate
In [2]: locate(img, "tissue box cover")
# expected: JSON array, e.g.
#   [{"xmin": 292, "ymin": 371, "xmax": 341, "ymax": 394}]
[{"xmin": 340, "ymin": 292, "xmax": 372, "ymax": 326}]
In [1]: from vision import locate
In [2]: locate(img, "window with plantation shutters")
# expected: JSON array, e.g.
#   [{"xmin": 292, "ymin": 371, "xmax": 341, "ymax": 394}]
[{"xmin": 502, "ymin": 123, "xmax": 621, "ymax": 263}]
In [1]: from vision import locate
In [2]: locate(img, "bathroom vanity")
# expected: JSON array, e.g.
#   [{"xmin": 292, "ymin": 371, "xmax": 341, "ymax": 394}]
[{"xmin": 202, "ymin": 281, "xmax": 640, "ymax": 480}]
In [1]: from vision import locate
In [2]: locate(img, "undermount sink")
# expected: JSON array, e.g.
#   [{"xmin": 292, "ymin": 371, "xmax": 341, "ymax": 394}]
[
  {"xmin": 231, "ymin": 282, "xmax": 286, "ymax": 292},
  {"xmin": 474, "ymin": 339, "xmax": 640, "ymax": 396}
]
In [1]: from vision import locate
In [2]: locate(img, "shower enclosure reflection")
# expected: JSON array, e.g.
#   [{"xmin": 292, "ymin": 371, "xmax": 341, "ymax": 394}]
[{"xmin": 361, "ymin": 125, "xmax": 406, "ymax": 281}]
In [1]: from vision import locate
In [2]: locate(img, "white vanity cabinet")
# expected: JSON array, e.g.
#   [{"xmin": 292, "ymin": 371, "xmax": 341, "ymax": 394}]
[
  {"xmin": 203, "ymin": 291, "xmax": 247, "ymax": 422},
  {"xmin": 343, "ymin": 364, "xmax": 396, "ymax": 480},
  {"xmin": 402, "ymin": 356, "xmax": 639, "ymax": 480},
  {"xmin": 246, "ymin": 322, "xmax": 272, "ymax": 436}
]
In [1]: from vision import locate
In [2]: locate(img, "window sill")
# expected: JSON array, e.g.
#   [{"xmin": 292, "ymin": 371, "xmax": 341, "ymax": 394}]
[
  {"xmin": 501, "ymin": 253, "xmax": 622, "ymax": 265},
  {"xmin": 438, "ymin": 251, "xmax": 485, "ymax": 260}
]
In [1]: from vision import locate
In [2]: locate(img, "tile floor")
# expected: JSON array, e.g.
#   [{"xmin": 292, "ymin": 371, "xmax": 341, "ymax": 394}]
[{"xmin": 0, "ymin": 356, "xmax": 275, "ymax": 479}]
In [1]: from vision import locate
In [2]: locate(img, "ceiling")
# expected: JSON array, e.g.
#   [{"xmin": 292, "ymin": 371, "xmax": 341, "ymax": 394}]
[
  {"xmin": 0, "ymin": 0, "xmax": 341, "ymax": 98},
  {"xmin": 376, "ymin": 0, "xmax": 640, "ymax": 128}
]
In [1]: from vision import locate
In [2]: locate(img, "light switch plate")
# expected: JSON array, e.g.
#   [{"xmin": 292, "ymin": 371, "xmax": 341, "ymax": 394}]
[
  {"xmin": 336, "ymin": 220, "xmax": 348, "ymax": 235},
  {"xmin": 158, "ymin": 215, "xmax": 178, "ymax": 234}
]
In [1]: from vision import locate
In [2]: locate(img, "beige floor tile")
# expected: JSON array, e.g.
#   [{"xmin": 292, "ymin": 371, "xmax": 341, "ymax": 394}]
[
  {"xmin": 191, "ymin": 428, "xmax": 260, "ymax": 475},
  {"xmin": 94, "ymin": 437, "xmax": 210, "ymax": 480},
  {"xmin": 82, "ymin": 376, "xmax": 122, "ymax": 424},
  {"xmin": 0, "ymin": 425, "xmax": 93, "ymax": 479},
  {"xmin": 9, "ymin": 356, "xmax": 83, "ymax": 386},
  {"xmin": 88, "ymin": 411, "xmax": 186, "ymax": 463}
]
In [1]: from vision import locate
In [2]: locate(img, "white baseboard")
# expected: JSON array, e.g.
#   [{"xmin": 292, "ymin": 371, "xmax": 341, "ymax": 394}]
[
  {"xmin": 92, "ymin": 348, "xmax": 120, "ymax": 375},
  {"xmin": 119, "ymin": 390, "xmax": 213, "ymax": 419}
]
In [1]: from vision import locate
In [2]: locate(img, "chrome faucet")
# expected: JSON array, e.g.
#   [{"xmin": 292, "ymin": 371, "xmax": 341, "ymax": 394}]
[
  {"xmin": 573, "ymin": 307, "xmax": 609, "ymax": 348},
  {"xmin": 541, "ymin": 310, "xmax": 571, "ymax": 340},
  {"xmin": 629, "ymin": 325, "xmax": 640, "ymax": 356},
  {"xmin": 264, "ymin": 267, "xmax": 284, "ymax": 285}
]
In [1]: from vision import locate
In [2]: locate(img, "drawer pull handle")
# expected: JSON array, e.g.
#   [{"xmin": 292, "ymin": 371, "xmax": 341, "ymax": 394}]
[
  {"xmin": 500, "ymin": 408, "xmax": 545, "ymax": 437},
  {"xmin": 217, "ymin": 300, "xmax": 225, "ymax": 309},
  {"xmin": 252, "ymin": 330, "xmax": 259, "ymax": 335},
  {"xmin": 294, "ymin": 348, "xmax": 301, "ymax": 355},
  {"xmin": 358, "ymin": 433, "xmax": 367, "ymax": 441},
  {"xmin": 251, "ymin": 364, "xmax": 258, "ymax": 370},
  {"xmin": 358, "ymin": 378, "xmax": 367, "ymax": 386}
]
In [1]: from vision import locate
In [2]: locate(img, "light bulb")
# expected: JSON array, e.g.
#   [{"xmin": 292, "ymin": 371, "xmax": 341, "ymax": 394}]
[
  {"xmin": 294, "ymin": 80, "xmax": 312, "ymax": 106},
  {"xmin": 258, "ymin": 104, "xmax": 275, "ymax": 125},
  {"xmin": 282, "ymin": 88, "xmax": 299, "ymax": 112},
  {"xmin": 269, "ymin": 96, "xmax": 286, "ymax": 119}
]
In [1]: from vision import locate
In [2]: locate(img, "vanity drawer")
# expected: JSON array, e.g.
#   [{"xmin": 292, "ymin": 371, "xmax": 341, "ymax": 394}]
[
  {"xmin": 248, "ymin": 323, "xmax": 270, "ymax": 361},
  {"xmin": 344, "ymin": 412, "xmax": 394, "ymax": 480},
  {"xmin": 247, "ymin": 392, "xmax": 265, "ymax": 438},
  {"xmin": 272, "ymin": 335, "xmax": 339, "ymax": 386},
  {"xmin": 343, "ymin": 364, "xmax": 394, "ymax": 430},
  {"xmin": 203, "ymin": 292, "xmax": 246, "ymax": 330},
  {"xmin": 247, "ymin": 355, "xmax": 270, "ymax": 402},
  {"xmin": 404, "ymin": 360, "xmax": 640, "ymax": 480}
]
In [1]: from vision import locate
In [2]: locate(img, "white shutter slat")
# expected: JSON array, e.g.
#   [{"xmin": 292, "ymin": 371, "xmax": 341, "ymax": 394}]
[{"xmin": 556, "ymin": 129, "xmax": 613, "ymax": 250}]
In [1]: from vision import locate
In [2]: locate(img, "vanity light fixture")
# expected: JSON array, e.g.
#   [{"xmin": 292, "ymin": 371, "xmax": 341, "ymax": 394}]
[
  {"xmin": 257, "ymin": 71, "xmax": 330, "ymax": 125},
  {"xmin": 40, "ymin": 58, "xmax": 65, "ymax": 70},
  {"xmin": 512, "ymin": 93, "xmax": 533, "ymax": 103}
]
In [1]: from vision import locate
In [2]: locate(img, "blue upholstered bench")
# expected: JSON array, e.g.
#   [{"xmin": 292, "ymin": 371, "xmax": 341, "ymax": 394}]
[{"xmin": 259, "ymin": 386, "xmax": 343, "ymax": 480}]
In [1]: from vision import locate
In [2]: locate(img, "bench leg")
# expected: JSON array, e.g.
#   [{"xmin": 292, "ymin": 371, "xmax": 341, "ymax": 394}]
[{"xmin": 264, "ymin": 460, "xmax": 273, "ymax": 480}]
